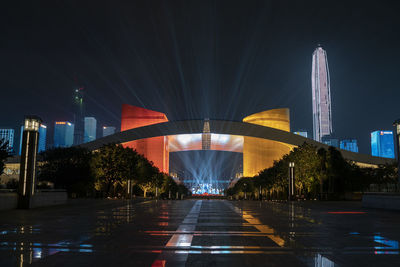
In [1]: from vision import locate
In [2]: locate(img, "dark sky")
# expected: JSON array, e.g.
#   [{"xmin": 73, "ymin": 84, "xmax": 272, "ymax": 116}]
[{"xmin": 1, "ymin": 0, "xmax": 399, "ymax": 153}]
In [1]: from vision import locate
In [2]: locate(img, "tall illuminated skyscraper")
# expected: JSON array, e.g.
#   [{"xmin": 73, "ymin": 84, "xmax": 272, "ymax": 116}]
[
  {"xmin": 73, "ymin": 87, "xmax": 84, "ymax": 145},
  {"xmin": 312, "ymin": 46, "xmax": 333, "ymax": 142}
]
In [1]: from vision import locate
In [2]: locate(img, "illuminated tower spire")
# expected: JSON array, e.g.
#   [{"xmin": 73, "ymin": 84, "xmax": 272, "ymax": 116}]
[
  {"xmin": 73, "ymin": 87, "xmax": 85, "ymax": 145},
  {"xmin": 312, "ymin": 46, "xmax": 333, "ymax": 142}
]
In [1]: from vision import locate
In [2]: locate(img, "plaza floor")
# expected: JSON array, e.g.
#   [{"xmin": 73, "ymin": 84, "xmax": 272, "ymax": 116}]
[{"xmin": 0, "ymin": 199, "xmax": 399, "ymax": 266}]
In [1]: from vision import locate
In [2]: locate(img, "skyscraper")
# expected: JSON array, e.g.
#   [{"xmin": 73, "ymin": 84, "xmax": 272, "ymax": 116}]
[
  {"xmin": 19, "ymin": 124, "xmax": 47, "ymax": 154},
  {"xmin": 312, "ymin": 46, "xmax": 333, "ymax": 142},
  {"xmin": 340, "ymin": 139, "xmax": 359, "ymax": 153},
  {"xmin": 84, "ymin": 117, "xmax": 97, "ymax": 143},
  {"xmin": 102, "ymin": 126, "xmax": 116, "ymax": 137},
  {"xmin": 73, "ymin": 88, "xmax": 84, "ymax": 145},
  {"xmin": 54, "ymin": 121, "xmax": 74, "ymax": 148},
  {"xmin": 371, "ymin": 131, "xmax": 395, "ymax": 158},
  {"xmin": 0, "ymin": 129, "xmax": 15, "ymax": 153}
]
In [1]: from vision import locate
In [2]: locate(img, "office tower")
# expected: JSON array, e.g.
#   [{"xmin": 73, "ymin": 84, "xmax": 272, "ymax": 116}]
[
  {"xmin": 321, "ymin": 135, "xmax": 339, "ymax": 148},
  {"xmin": 19, "ymin": 124, "xmax": 47, "ymax": 154},
  {"xmin": 0, "ymin": 129, "xmax": 15, "ymax": 153},
  {"xmin": 84, "ymin": 117, "xmax": 97, "ymax": 143},
  {"xmin": 294, "ymin": 131, "xmax": 308, "ymax": 138},
  {"xmin": 340, "ymin": 139, "xmax": 359, "ymax": 153},
  {"xmin": 371, "ymin": 131, "xmax": 395, "ymax": 158},
  {"xmin": 312, "ymin": 45, "xmax": 333, "ymax": 142},
  {"xmin": 54, "ymin": 121, "xmax": 74, "ymax": 148},
  {"xmin": 73, "ymin": 88, "xmax": 84, "ymax": 145},
  {"xmin": 102, "ymin": 126, "xmax": 116, "ymax": 137}
]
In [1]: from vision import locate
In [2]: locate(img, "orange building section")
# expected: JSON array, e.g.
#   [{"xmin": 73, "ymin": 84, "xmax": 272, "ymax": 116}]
[
  {"xmin": 243, "ymin": 108, "xmax": 293, "ymax": 177},
  {"xmin": 121, "ymin": 104, "xmax": 169, "ymax": 173}
]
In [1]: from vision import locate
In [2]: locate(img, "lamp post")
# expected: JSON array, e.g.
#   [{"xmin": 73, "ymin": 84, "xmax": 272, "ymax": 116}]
[
  {"xmin": 393, "ymin": 119, "xmax": 400, "ymax": 191},
  {"xmin": 288, "ymin": 162, "xmax": 295, "ymax": 201},
  {"xmin": 244, "ymin": 183, "xmax": 247, "ymax": 200},
  {"xmin": 18, "ymin": 116, "xmax": 42, "ymax": 209}
]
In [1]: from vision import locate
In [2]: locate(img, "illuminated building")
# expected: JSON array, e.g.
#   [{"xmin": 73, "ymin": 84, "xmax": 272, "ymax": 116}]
[
  {"xmin": 0, "ymin": 128, "xmax": 15, "ymax": 153},
  {"xmin": 102, "ymin": 126, "xmax": 116, "ymax": 137},
  {"xmin": 19, "ymin": 124, "xmax": 47, "ymax": 154},
  {"xmin": 371, "ymin": 131, "xmax": 395, "ymax": 158},
  {"xmin": 321, "ymin": 135, "xmax": 339, "ymax": 148},
  {"xmin": 73, "ymin": 88, "xmax": 84, "ymax": 145},
  {"xmin": 340, "ymin": 139, "xmax": 358, "ymax": 153},
  {"xmin": 242, "ymin": 108, "xmax": 293, "ymax": 177},
  {"xmin": 82, "ymin": 105, "xmax": 396, "ymax": 194},
  {"xmin": 120, "ymin": 104, "xmax": 169, "ymax": 173},
  {"xmin": 84, "ymin": 117, "xmax": 97, "ymax": 143},
  {"xmin": 312, "ymin": 46, "xmax": 333, "ymax": 142},
  {"xmin": 294, "ymin": 131, "xmax": 308, "ymax": 138},
  {"xmin": 54, "ymin": 121, "xmax": 74, "ymax": 148}
]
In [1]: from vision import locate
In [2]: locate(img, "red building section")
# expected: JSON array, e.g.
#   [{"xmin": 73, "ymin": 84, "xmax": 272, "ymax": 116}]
[{"xmin": 121, "ymin": 104, "xmax": 169, "ymax": 173}]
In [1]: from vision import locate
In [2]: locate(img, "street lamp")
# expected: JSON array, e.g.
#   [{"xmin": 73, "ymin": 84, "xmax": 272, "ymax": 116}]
[
  {"xmin": 18, "ymin": 116, "xmax": 42, "ymax": 209},
  {"xmin": 244, "ymin": 183, "xmax": 247, "ymax": 200},
  {"xmin": 288, "ymin": 162, "xmax": 295, "ymax": 201},
  {"xmin": 393, "ymin": 119, "xmax": 400, "ymax": 191}
]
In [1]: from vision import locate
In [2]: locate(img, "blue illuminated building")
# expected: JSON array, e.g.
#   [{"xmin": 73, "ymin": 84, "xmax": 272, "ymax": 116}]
[
  {"xmin": 19, "ymin": 124, "xmax": 47, "ymax": 154},
  {"xmin": 340, "ymin": 139, "xmax": 358, "ymax": 153},
  {"xmin": 294, "ymin": 131, "xmax": 308, "ymax": 138},
  {"xmin": 54, "ymin": 121, "xmax": 74, "ymax": 148},
  {"xmin": 321, "ymin": 135, "xmax": 339, "ymax": 148},
  {"xmin": 84, "ymin": 117, "xmax": 97, "ymax": 143},
  {"xmin": 371, "ymin": 131, "xmax": 395, "ymax": 158},
  {"xmin": 0, "ymin": 128, "xmax": 15, "ymax": 153}
]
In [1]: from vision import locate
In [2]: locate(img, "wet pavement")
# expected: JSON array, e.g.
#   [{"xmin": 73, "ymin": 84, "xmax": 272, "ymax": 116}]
[{"xmin": 0, "ymin": 199, "xmax": 399, "ymax": 266}]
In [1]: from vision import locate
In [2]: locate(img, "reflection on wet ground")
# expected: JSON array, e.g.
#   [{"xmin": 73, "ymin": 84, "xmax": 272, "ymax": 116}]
[{"xmin": 0, "ymin": 199, "xmax": 399, "ymax": 266}]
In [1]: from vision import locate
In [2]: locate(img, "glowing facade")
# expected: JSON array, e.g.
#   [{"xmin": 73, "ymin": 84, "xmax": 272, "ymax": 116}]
[
  {"xmin": 242, "ymin": 108, "xmax": 292, "ymax": 177},
  {"xmin": 121, "ymin": 104, "xmax": 169, "ymax": 173},
  {"xmin": 53, "ymin": 121, "xmax": 74, "ymax": 148},
  {"xmin": 312, "ymin": 46, "xmax": 333, "ymax": 142},
  {"xmin": 371, "ymin": 131, "xmax": 395, "ymax": 159}
]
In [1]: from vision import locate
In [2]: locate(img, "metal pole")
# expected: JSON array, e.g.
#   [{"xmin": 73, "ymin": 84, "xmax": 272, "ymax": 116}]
[{"xmin": 393, "ymin": 120, "xmax": 400, "ymax": 191}]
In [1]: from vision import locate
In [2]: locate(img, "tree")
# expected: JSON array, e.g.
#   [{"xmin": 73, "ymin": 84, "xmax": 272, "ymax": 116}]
[
  {"xmin": 38, "ymin": 147, "xmax": 93, "ymax": 197},
  {"xmin": 0, "ymin": 139, "xmax": 10, "ymax": 176},
  {"xmin": 92, "ymin": 144, "xmax": 129, "ymax": 197}
]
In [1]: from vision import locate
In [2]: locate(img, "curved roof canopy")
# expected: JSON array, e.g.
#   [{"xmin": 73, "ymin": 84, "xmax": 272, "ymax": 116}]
[{"xmin": 80, "ymin": 119, "xmax": 394, "ymax": 166}]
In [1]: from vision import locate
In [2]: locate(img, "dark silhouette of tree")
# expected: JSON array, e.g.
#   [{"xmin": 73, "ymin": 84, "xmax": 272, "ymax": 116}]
[{"xmin": 38, "ymin": 147, "xmax": 94, "ymax": 197}]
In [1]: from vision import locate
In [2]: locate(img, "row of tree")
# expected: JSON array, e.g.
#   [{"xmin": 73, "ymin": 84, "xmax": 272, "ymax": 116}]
[
  {"xmin": 227, "ymin": 143, "xmax": 398, "ymax": 200},
  {"xmin": 38, "ymin": 144, "xmax": 189, "ymax": 198}
]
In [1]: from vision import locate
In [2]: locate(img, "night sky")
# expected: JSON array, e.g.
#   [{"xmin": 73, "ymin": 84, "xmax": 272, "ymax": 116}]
[{"xmin": 1, "ymin": 0, "xmax": 400, "ymax": 153}]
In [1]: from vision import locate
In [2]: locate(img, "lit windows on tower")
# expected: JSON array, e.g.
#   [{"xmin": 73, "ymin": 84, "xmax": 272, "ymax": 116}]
[
  {"xmin": 340, "ymin": 139, "xmax": 358, "ymax": 153},
  {"xmin": 371, "ymin": 131, "xmax": 395, "ymax": 158},
  {"xmin": 0, "ymin": 129, "xmax": 15, "ymax": 153},
  {"xmin": 312, "ymin": 46, "xmax": 333, "ymax": 142},
  {"xmin": 84, "ymin": 117, "xmax": 97, "ymax": 143},
  {"xmin": 54, "ymin": 121, "xmax": 74, "ymax": 148}
]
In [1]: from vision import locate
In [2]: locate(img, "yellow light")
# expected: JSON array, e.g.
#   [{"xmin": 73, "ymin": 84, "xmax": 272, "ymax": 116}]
[{"xmin": 56, "ymin": 122, "xmax": 66, "ymax": 125}]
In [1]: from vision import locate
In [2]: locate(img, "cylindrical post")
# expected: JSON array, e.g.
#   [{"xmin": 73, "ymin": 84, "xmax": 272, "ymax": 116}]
[
  {"xmin": 393, "ymin": 120, "xmax": 400, "ymax": 191},
  {"xmin": 288, "ymin": 162, "xmax": 295, "ymax": 201}
]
